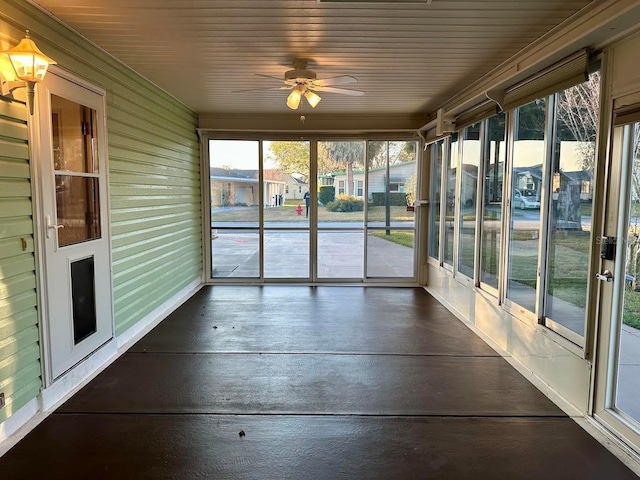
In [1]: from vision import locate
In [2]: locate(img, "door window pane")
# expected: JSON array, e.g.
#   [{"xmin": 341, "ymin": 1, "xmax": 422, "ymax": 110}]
[
  {"xmin": 51, "ymin": 94, "xmax": 101, "ymax": 248},
  {"xmin": 444, "ymin": 134, "xmax": 459, "ymax": 267},
  {"xmin": 51, "ymin": 94, "xmax": 98, "ymax": 173},
  {"xmin": 429, "ymin": 140, "xmax": 444, "ymax": 259},
  {"xmin": 481, "ymin": 113, "xmax": 506, "ymax": 288},
  {"xmin": 458, "ymin": 123, "xmax": 481, "ymax": 278},
  {"xmin": 56, "ymin": 176, "xmax": 101, "ymax": 247},
  {"xmin": 544, "ymin": 72, "xmax": 600, "ymax": 335},
  {"xmin": 507, "ymin": 100, "xmax": 545, "ymax": 312},
  {"xmin": 616, "ymin": 121, "xmax": 640, "ymax": 425}
]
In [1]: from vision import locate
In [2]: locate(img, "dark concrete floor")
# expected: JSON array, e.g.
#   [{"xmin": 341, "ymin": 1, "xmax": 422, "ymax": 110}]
[{"xmin": 1, "ymin": 286, "xmax": 637, "ymax": 479}]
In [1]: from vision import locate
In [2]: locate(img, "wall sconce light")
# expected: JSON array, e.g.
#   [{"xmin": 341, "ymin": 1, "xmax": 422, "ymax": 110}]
[{"xmin": 1, "ymin": 30, "xmax": 56, "ymax": 115}]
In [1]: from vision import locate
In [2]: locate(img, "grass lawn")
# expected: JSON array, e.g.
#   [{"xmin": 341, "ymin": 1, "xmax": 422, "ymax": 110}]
[
  {"xmin": 623, "ymin": 290, "xmax": 640, "ymax": 329},
  {"xmin": 371, "ymin": 231, "xmax": 414, "ymax": 248}
]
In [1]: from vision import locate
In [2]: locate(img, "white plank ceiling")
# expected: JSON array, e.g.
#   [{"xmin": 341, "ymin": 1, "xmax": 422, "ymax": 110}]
[{"xmin": 32, "ymin": 0, "xmax": 594, "ymax": 116}]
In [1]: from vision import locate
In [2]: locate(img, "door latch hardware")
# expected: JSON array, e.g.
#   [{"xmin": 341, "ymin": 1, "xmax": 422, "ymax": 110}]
[
  {"xmin": 595, "ymin": 270, "xmax": 613, "ymax": 282},
  {"xmin": 45, "ymin": 215, "xmax": 64, "ymax": 239},
  {"xmin": 600, "ymin": 236, "xmax": 616, "ymax": 260},
  {"xmin": 0, "ymin": 392, "xmax": 5, "ymax": 408}
]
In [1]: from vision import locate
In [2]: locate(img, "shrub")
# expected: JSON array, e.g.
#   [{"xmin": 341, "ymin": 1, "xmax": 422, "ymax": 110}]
[
  {"xmin": 370, "ymin": 192, "xmax": 408, "ymax": 206},
  {"xmin": 318, "ymin": 186, "xmax": 335, "ymax": 205},
  {"xmin": 325, "ymin": 194, "xmax": 364, "ymax": 212}
]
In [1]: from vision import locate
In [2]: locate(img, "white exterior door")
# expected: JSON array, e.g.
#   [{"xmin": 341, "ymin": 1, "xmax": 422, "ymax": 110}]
[
  {"xmin": 593, "ymin": 118, "xmax": 640, "ymax": 454},
  {"xmin": 36, "ymin": 71, "xmax": 113, "ymax": 381}
]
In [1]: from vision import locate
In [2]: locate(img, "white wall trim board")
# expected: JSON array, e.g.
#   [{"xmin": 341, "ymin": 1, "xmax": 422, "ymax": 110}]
[
  {"xmin": 575, "ymin": 416, "xmax": 640, "ymax": 476},
  {"xmin": 116, "ymin": 278, "xmax": 202, "ymax": 351},
  {"xmin": 423, "ymin": 284, "xmax": 640, "ymax": 475},
  {"xmin": 423, "ymin": 286, "xmax": 584, "ymax": 418},
  {"xmin": 0, "ymin": 399, "xmax": 38, "ymax": 456},
  {"xmin": 0, "ymin": 278, "xmax": 203, "ymax": 457}
]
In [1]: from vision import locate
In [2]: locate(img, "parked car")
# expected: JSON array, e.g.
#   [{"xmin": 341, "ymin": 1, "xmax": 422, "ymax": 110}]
[{"xmin": 513, "ymin": 189, "xmax": 540, "ymax": 209}]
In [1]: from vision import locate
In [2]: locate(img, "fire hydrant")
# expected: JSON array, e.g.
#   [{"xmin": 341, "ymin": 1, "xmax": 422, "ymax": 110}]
[{"xmin": 296, "ymin": 204, "xmax": 303, "ymax": 215}]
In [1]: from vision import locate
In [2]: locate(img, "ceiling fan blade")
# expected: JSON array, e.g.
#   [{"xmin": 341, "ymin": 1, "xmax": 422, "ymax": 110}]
[
  {"xmin": 311, "ymin": 86, "xmax": 365, "ymax": 96},
  {"xmin": 232, "ymin": 86, "xmax": 292, "ymax": 93},
  {"xmin": 313, "ymin": 75, "xmax": 358, "ymax": 87}
]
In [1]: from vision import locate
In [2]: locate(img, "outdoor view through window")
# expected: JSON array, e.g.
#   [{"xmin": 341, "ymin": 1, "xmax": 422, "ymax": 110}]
[{"xmin": 210, "ymin": 139, "xmax": 417, "ymax": 280}]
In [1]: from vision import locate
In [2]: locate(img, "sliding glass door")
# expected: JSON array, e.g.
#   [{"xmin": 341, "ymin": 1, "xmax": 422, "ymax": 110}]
[
  {"xmin": 207, "ymin": 137, "xmax": 418, "ymax": 282},
  {"xmin": 593, "ymin": 120, "xmax": 640, "ymax": 455},
  {"xmin": 210, "ymin": 140, "xmax": 261, "ymax": 279},
  {"xmin": 366, "ymin": 140, "xmax": 417, "ymax": 278},
  {"xmin": 317, "ymin": 141, "xmax": 365, "ymax": 279},
  {"xmin": 263, "ymin": 141, "xmax": 310, "ymax": 279}
]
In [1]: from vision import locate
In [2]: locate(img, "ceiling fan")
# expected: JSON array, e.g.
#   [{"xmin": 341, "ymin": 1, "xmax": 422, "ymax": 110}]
[{"xmin": 240, "ymin": 60, "xmax": 365, "ymax": 110}]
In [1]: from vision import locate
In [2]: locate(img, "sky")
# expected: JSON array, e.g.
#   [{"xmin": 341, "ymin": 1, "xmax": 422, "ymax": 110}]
[{"xmin": 209, "ymin": 140, "xmax": 275, "ymax": 170}]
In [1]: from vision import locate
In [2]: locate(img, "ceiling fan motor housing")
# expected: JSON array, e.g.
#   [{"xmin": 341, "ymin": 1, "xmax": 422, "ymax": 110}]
[{"xmin": 285, "ymin": 68, "xmax": 317, "ymax": 82}]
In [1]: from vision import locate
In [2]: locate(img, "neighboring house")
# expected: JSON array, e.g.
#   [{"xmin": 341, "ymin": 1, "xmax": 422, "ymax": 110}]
[
  {"xmin": 210, "ymin": 168, "xmax": 286, "ymax": 207},
  {"xmin": 284, "ymin": 174, "xmax": 309, "ymax": 200},
  {"xmin": 513, "ymin": 165, "xmax": 543, "ymax": 199},
  {"xmin": 328, "ymin": 161, "xmax": 416, "ymax": 199},
  {"xmin": 318, "ymin": 173, "xmax": 335, "ymax": 187},
  {"xmin": 483, "ymin": 161, "xmax": 593, "ymax": 205},
  {"xmin": 554, "ymin": 169, "xmax": 593, "ymax": 202}
]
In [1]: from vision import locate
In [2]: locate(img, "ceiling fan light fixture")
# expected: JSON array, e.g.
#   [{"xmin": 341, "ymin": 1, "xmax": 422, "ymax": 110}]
[
  {"xmin": 304, "ymin": 90, "xmax": 321, "ymax": 108},
  {"xmin": 286, "ymin": 86, "xmax": 303, "ymax": 110}
]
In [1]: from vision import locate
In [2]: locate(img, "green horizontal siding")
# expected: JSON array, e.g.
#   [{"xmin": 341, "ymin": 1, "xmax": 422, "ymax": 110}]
[
  {"xmin": 29, "ymin": 1, "xmax": 199, "ymax": 334},
  {"xmin": 0, "ymin": 1, "xmax": 203, "ymax": 428},
  {"xmin": 0, "ymin": 97, "xmax": 41, "ymax": 424}
]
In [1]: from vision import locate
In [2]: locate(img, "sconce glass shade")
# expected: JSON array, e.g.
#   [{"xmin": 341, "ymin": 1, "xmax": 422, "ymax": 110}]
[
  {"xmin": 286, "ymin": 87, "xmax": 303, "ymax": 110},
  {"xmin": 304, "ymin": 90, "xmax": 321, "ymax": 108},
  {"xmin": 0, "ymin": 55, "xmax": 17, "ymax": 82},
  {"xmin": 2, "ymin": 31, "xmax": 56, "ymax": 83}
]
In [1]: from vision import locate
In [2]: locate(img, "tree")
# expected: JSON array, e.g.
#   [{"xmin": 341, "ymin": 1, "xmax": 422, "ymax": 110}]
[
  {"xmin": 319, "ymin": 142, "xmax": 365, "ymax": 196},
  {"xmin": 268, "ymin": 141, "xmax": 310, "ymax": 179},
  {"xmin": 368, "ymin": 141, "xmax": 416, "ymax": 169},
  {"xmin": 516, "ymin": 99, "xmax": 546, "ymax": 140},
  {"xmin": 555, "ymin": 71, "xmax": 600, "ymax": 171}
]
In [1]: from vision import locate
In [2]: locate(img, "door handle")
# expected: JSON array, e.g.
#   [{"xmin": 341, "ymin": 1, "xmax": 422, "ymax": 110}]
[
  {"xmin": 46, "ymin": 215, "xmax": 64, "ymax": 239},
  {"xmin": 595, "ymin": 270, "xmax": 613, "ymax": 282}
]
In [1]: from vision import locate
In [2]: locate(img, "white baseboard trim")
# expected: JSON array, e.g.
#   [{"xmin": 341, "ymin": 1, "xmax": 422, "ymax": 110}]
[
  {"xmin": 0, "ymin": 399, "xmax": 39, "ymax": 454},
  {"xmin": 0, "ymin": 278, "xmax": 203, "ymax": 457},
  {"xmin": 575, "ymin": 416, "xmax": 640, "ymax": 476},
  {"xmin": 424, "ymin": 286, "xmax": 583, "ymax": 417},
  {"xmin": 40, "ymin": 340, "xmax": 119, "ymax": 412},
  {"xmin": 424, "ymin": 285, "xmax": 640, "ymax": 474},
  {"xmin": 116, "ymin": 278, "xmax": 202, "ymax": 351}
]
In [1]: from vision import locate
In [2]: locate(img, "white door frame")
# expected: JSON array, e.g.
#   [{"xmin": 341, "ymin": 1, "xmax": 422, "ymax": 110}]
[
  {"xmin": 592, "ymin": 115, "xmax": 640, "ymax": 455},
  {"xmin": 30, "ymin": 67, "xmax": 114, "ymax": 386}
]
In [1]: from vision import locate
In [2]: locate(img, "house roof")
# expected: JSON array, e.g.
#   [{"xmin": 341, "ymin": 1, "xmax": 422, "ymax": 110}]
[
  {"xmin": 328, "ymin": 160, "xmax": 416, "ymax": 177},
  {"xmin": 291, "ymin": 176, "xmax": 308, "ymax": 185},
  {"xmin": 210, "ymin": 167, "xmax": 258, "ymax": 180}
]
